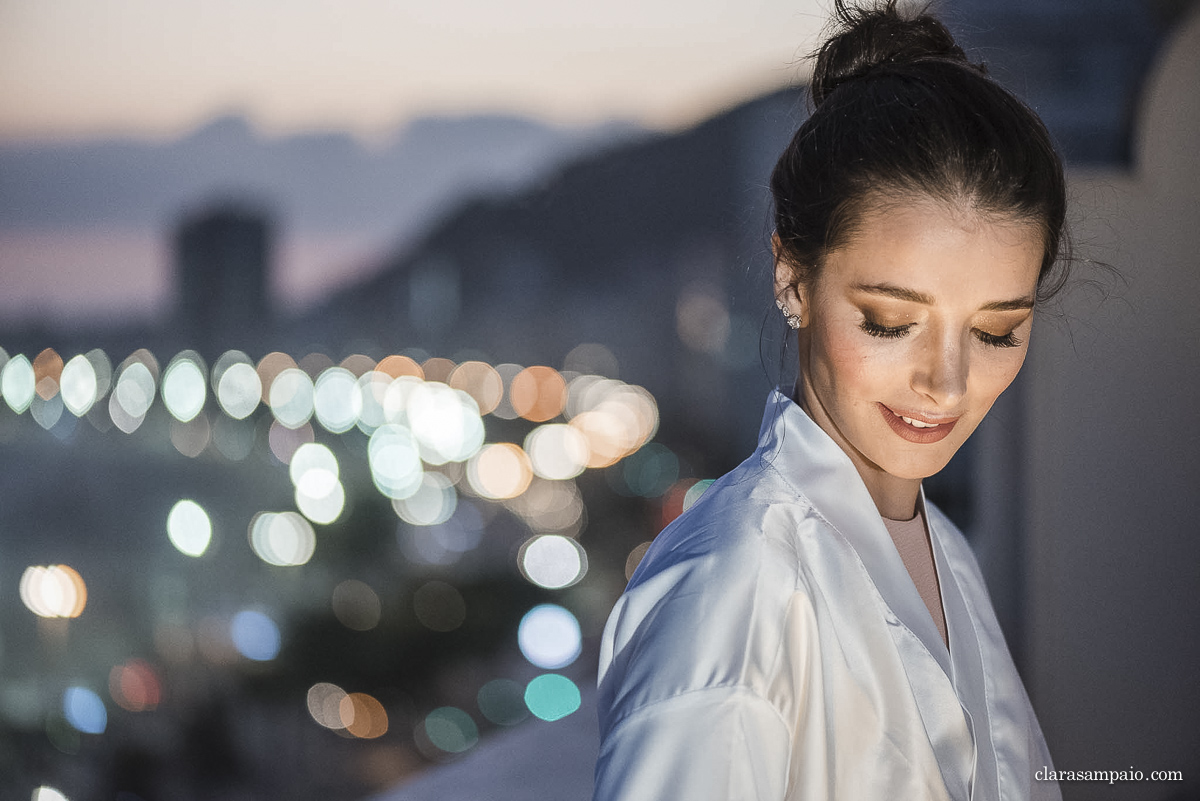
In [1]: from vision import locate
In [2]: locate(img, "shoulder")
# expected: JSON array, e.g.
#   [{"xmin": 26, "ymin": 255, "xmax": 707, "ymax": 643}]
[{"xmin": 597, "ymin": 455, "xmax": 830, "ymax": 733}]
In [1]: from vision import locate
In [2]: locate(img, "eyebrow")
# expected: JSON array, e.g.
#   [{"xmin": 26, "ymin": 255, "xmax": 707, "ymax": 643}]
[{"xmin": 850, "ymin": 282, "xmax": 1035, "ymax": 312}]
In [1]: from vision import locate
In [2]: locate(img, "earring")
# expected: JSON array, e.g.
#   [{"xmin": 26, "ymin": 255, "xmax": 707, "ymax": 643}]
[{"xmin": 776, "ymin": 299, "xmax": 801, "ymax": 329}]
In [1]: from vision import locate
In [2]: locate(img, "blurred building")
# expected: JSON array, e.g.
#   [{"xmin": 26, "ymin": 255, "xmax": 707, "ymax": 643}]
[{"xmin": 176, "ymin": 206, "xmax": 273, "ymax": 354}]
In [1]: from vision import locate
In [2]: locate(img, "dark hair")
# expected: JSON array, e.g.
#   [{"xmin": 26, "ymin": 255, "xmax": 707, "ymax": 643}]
[{"xmin": 771, "ymin": 0, "xmax": 1069, "ymax": 301}]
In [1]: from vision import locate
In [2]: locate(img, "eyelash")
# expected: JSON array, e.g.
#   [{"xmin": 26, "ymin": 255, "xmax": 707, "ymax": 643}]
[{"xmin": 859, "ymin": 318, "xmax": 1023, "ymax": 348}]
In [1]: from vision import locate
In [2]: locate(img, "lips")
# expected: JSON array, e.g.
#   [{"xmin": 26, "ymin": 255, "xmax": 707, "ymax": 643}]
[{"xmin": 877, "ymin": 403, "xmax": 959, "ymax": 444}]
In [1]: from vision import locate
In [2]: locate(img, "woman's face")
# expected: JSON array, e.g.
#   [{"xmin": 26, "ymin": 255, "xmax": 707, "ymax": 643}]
[{"xmin": 778, "ymin": 197, "xmax": 1043, "ymax": 501}]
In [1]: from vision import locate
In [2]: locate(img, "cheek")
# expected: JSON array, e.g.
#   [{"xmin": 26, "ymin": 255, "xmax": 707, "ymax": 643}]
[
  {"xmin": 810, "ymin": 320, "xmax": 900, "ymax": 398},
  {"xmin": 970, "ymin": 347, "xmax": 1029, "ymax": 404}
]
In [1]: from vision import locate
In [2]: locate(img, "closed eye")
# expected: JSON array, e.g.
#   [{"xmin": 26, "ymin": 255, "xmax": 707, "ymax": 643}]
[
  {"xmin": 975, "ymin": 329, "xmax": 1022, "ymax": 348},
  {"xmin": 860, "ymin": 318, "xmax": 912, "ymax": 339}
]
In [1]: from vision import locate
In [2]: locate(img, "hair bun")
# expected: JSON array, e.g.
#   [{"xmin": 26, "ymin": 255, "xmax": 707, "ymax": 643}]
[{"xmin": 810, "ymin": 0, "xmax": 978, "ymax": 106}]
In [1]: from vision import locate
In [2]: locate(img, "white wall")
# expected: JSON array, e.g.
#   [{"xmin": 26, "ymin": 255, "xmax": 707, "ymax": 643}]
[{"xmin": 1024, "ymin": 6, "xmax": 1200, "ymax": 799}]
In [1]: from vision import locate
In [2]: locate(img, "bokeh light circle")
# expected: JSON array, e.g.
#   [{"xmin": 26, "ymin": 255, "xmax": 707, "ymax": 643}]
[
  {"xmin": 510, "ymin": 365, "xmax": 567, "ymax": 422},
  {"xmin": 268, "ymin": 368, "xmax": 315, "ymax": 428},
  {"xmin": 62, "ymin": 686, "xmax": 107, "ymax": 734},
  {"xmin": 59, "ymin": 355, "xmax": 98, "ymax": 416},
  {"xmin": 216, "ymin": 362, "xmax": 262, "ymax": 419},
  {"xmin": 519, "ymin": 535, "xmax": 587, "ymax": 589},
  {"xmin": 161, "ymin": 354, "xmax": 207, "ymax": 422},
  {"xmin": 422, "ymin": 707, "xmax": 479, "ymax": 754},
  {"xmin": 477, "ymin": 679, "xmax": 530, "ymax": 726},
  {"xmin": 393, "ymin": 472, "xmax": 458, "ymax": 526},
  {"xmin": 32, "ymin": 787, "xmax": 70, "ymax": 801},
  {"xmin": 517, "ymin": 604, "xmax": 581, "ymax": 669},
  {"xmin": 248, "ymin": 512, "xmax": 316, "ymax": 567},
  {"xmin": 332, "ymin": 580, "xmax": 382, "ymax": 631},
  {"xmin": 167, "ymin": 499, "xmax": 212, "ymax": 557},
  {"xmin": 465, "ymin": 443, "xmax": 533, "ymax": 500},
  {"xmin": 525, "ymin": 424, "xmax": 590, "ymax": 480},
  {"xmin": 313, "ymin": 367, "xmax": 362, "ymax": 433},
  {"xmin": 339, "ymin": 692, "xmax": 389, "ymax": 739},
  {"xmin": 368, "ymin": 424, "xmax": 424, "ymax": 500},
  {"xmin": 19, "ymin": 565, "xmax": 87, "ymax": 618},
  {"xmin": 2, "ymin": 354, "xmax": 36, "ymax": 414},
  {"xmin": 230, "ymin": 610, "xmax": 281, "ymax": 661},
  {"xmin": 524, "ymin": 674, "xmax": 582, "ymax": 722},
  {"xmin": 307, "ymin": 682, "xmax": 348, "ymax": 730}
]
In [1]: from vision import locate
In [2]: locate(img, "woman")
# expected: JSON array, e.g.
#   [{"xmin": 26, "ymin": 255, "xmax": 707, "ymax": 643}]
[{"xmin": 593, "ymin": 3, "xmax": 1065, "ymax": 800}]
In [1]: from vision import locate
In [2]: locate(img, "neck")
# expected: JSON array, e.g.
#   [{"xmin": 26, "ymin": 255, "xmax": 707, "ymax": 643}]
[{"xmin": 793, "ymin": 380, "xmax": 922, "ymax": 520}]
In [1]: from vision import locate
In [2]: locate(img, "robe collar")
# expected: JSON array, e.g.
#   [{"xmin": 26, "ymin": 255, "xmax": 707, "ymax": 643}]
[{"xmin": 756, "ymin": 390, "xmax": 954, "ymax": 675}]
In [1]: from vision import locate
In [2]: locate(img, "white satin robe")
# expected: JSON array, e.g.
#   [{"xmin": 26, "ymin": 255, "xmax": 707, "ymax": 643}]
[{"xmin": 594, "ymin": 391, "xmax": 1059, "ymax": 801}]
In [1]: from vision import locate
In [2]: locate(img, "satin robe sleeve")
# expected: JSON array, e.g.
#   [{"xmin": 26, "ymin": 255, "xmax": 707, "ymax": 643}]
[
  {"xmin": 593, "ymin": 687, "xmax": 794, "ymax": 800},
  {"xmin": 593, "ymin": 499, "xmax": 832, "ymax": 801}
]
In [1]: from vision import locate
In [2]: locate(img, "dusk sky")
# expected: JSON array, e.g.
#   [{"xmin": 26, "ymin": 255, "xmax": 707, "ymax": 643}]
[
  {"xmin": 1, "ymin": 0, "xmax": 829, "ymax": 322},
  {"xmin": 0, "ymin": 0, "xmax": 825, "ymax": 142}
]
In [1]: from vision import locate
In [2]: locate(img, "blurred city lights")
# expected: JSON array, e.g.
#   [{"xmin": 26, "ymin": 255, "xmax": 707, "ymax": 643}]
[
  {"xmin": 170, "ymin": 414, "xmax": 211, "ymax": 457},
  {"xmin": 620, "ymin": 442, "xmax": 680, "ymax": 497},
  {"xmin": 62, "ymin": 686, "xmax": 107, "ymax": 734},
  {"xmin": 505, "ymin": 477, "xmax": 585, "ymax": 535},
  {"xmin": 331, "ymin": 580, "xmax": 382, "ymax": 631},
  {"xmin": 448, "ymin": 360, "xmax": 504, "ymax": 414},
  {"xmin": 161, "ymin": 351, "xmax": 207, "ymax": 422},
  {"xmin": 407, "ymin": 382, "xmax": 484, "ymax": 464},
  {"xmin": 356, "ymin": 371, "xmax": 391, "ymax": 432},
  {"xmin": 313, "ymin": 367, "xmax": 362, "ymax": 433},
  {"xmin": 255, "ymin": 352, "xmax": 298, "ymax": 400},
  {"xmin": 30, "ymin": 392, "xmax": 64, "ymax": 430},
  {"xmin": 340, "ymin": 692, "xmax": 389, "ymax": 739},
  {"xmin": 307, "ymin": 682, "xmax": 349, "ymax": 730},
  {"xmin": 369, "ymin": 424, "xmax": 424, "ymax": 499},
  {"xmin": 19, "ymin": 565, "xmax": 87, "ymax": 618},
  {"xmin": 393, "ymin": 472, "xmax": 457, "ymax": 526},
  {"xmin": 466, "ymin": 443, "xmax": 533, "ymax": 500},
  {"xmin": 59, "ymin": 355, "xmax": 98, "ymax": 416},
  {"xmin": 268, "ymin": 367, "xmax": 315, "ymax": 429},
  {"xmin": 248, "ymin": 512, "xmax": 316, "ymax": 566},
  {"xmin": 400, "ymin": 500, "xmax": 485, "ymax": 565},
  {"xmin": 113, "ymin": 361, "xmax": 157, "ymax": 430},
  {"xmin": 230, "ymin": 609, "xmax": 281, "ymax": 661},
  {"xmin": 490, "ymin": 363, "xmax": 523, "ymax": 420},
  {"xmin": 510, "ymin": 365, "xmax": 567, "ymax": 422},
  {"xmin": 109, "ymin": 659, "xmax": 162, "ymax": 712},
  {"xmin": 413, "ymin": 581, "xmax": 466, "ymax": 632},
  {"xmin": 85, "ymin": 349, "xmax": 113, "ymax": 400},
  {"xmin": 519, "ymin": 535, "xmax": 587, "ymax": 589},
  {"xmin": 422, "ymin": 707, "xmax": 478, "ymax": 754},
  {"xmin": 33, "ymin": 348, "xmax": 63, "ymax": 400},
  {"xmin": 525, "ymin": 424, "xmax": 590, "ymax": 481},
  {"xmin": 477, "ymin": 678, "xmax": 530, "ymax": 726},
  {"xmin": 421, "ymin": 357, "xmax": 455, "ymax": 383},
  {"xmin": 524, "ymin": 674, "xmax": 582, "ymax": 722},
  {"xmin": 166, "ymin": 499, "xmax": 212, "ymax": 557},
  {"xmin": 32, "ymin": 787, "xmax": 70, "ymax": 801},
  {"xmin": 376, "ymin": 354, "xmax": 424, "ymax": 380},
  {"xmin": 3, "ymin": 354, "xmax": 36, "ymax": 413},
  {"xmin": 268, "ymin": 419, "xmax": 315, "ymax": 464},
  {"xmin": 517, "ymin": 604, "xmax": 581, "ymax": 669},
  {"xmin": 216, "ymin": 359, "xmax": 262, "ymax": 420},
  {"xmin": 563, "ymin": 342, "xmax": 620, "ymax": 378},
  {"xmin": 290, "ymin": 443, "xmax": 344, "ymax": 524}
]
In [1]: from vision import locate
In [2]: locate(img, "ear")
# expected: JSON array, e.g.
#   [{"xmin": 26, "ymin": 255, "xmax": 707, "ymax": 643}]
[{"xmin": 772, "ymin": 234, "xmax": 809, "ymax": 323}]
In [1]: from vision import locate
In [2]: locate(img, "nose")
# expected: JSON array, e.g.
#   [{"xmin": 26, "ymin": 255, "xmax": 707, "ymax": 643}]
[{"xmin": 912, "ymin": 330, "xmax": 968, "ymax": 408}]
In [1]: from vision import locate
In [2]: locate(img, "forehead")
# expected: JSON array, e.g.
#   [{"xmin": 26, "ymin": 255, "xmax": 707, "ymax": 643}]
[{"xmin": 821, "ymin": 199, "xmax": 1044, "ymax": 301}]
